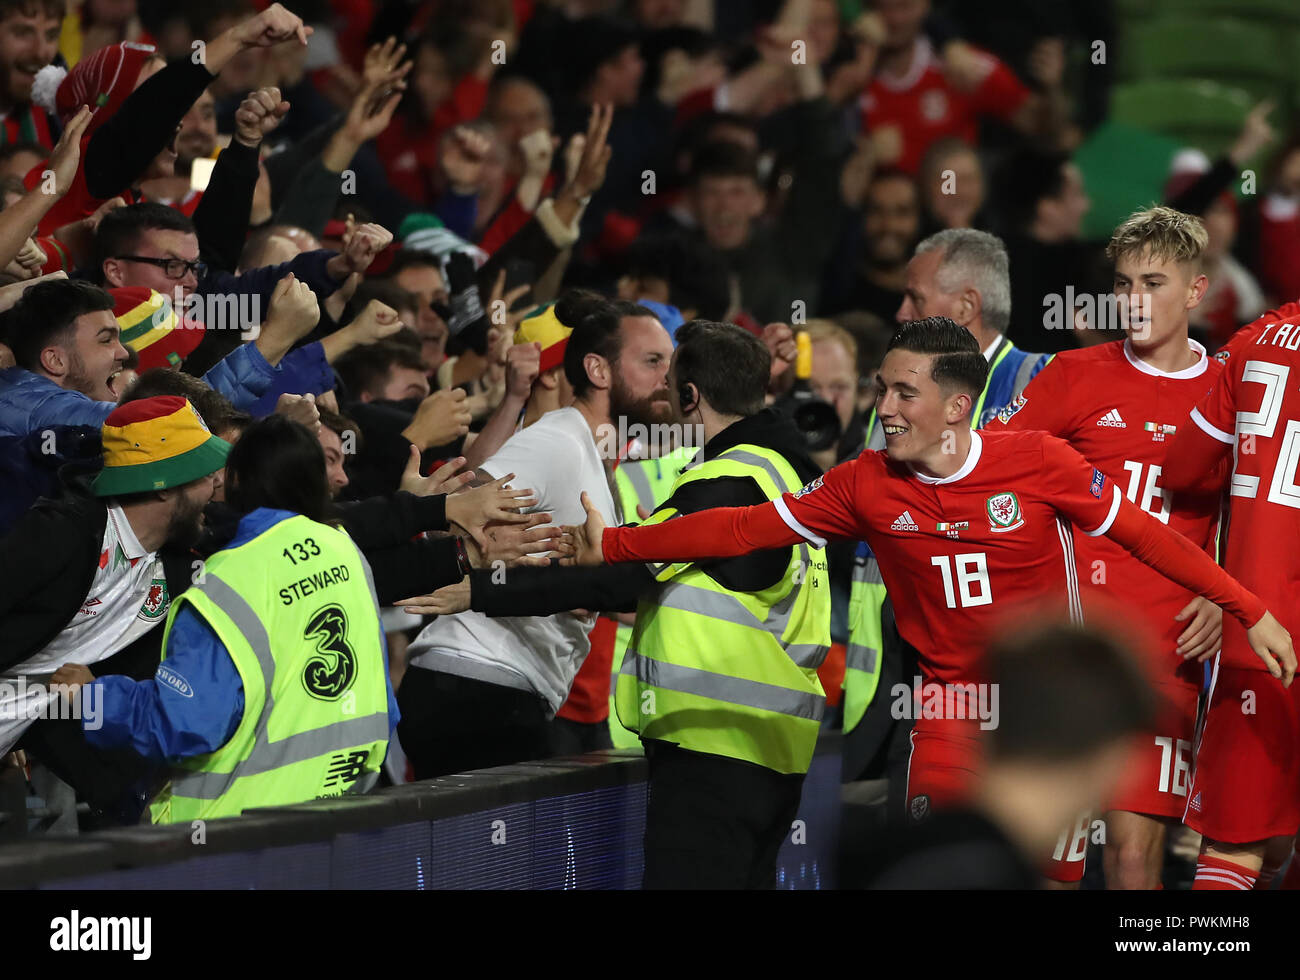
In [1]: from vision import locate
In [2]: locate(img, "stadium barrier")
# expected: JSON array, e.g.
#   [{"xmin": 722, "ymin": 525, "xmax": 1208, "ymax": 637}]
[{"xmin": 0, "ymin": 737, "xmax": 841, "ymax": 889}]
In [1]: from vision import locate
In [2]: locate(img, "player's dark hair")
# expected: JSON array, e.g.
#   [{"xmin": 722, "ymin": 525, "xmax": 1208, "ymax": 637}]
[
  {"xmin": 673, "ymin": 320, "xmax": 769, "ymax": 418},
  {"xmin": 562, "ymin": 293, "xmax": 656, "ymax": 398},
  {"xmin": 887, "ymin": 316, "xmax": 988, "ymax": 402},
  {"xmin": 225, "ymin": 414, "xmax": 338, "ymax": 526},
  {"xmin": 1, "ymin": 278, "xmax": 116, "ymax": 371},
  {"xmin": 984, "ymin": 621, "xmax": 1158, "ymax": 764}
]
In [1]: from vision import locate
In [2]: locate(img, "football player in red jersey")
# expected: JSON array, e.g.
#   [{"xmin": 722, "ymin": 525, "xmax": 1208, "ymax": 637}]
[
  {"xmin": 563, "ymin": 316, "xmax": 1295, "ymax": 886},
  {"xmin": 1163, "ymin": 300, "xmax": 1300, "ymax": 889},
  {"xmin": 986, "ymin": 206, "xmax": 1225, "ymax": 889}
]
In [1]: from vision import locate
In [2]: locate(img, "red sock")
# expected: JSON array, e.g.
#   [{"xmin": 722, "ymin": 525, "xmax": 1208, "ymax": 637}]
[
  {"xmin": 1281, "ymin": 850, "xmax": 1300, "ymax": 890},
  {"xmin": 1194, "ymin": 855, "xmax": 1258, "ymax": 890}
]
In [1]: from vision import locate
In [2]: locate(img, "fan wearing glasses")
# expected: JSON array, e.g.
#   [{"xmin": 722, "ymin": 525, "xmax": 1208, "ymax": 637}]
[{"xmin": 98, "ymin": 203, "xmax": 209, "ymax": 300}]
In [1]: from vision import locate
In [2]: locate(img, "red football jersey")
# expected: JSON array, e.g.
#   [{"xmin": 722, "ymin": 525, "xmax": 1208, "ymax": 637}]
[
  {"xmin": 776, "ymin": 429, "xmax": 1119, "ymax": 687},
  {"xmin": 1189, "ymin": 312, "xmax": 1300, "ymax": 670},
  {"xmin": 858, "ymin": 37, "xmax": 1029, "ymax": 175},
  {"xmin": 987, "ymin": 338, "xmax": 1223, "ymax": 677}
]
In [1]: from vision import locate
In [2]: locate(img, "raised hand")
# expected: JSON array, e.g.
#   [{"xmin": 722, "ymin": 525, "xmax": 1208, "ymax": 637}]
[
  {"xmin": 46, "ymin": 104, "xmax": 92, "ymax": 196},
  {"xmin": 401, "ymin": 388, "xmax": 473, "ymax": 450},
  {"xmin": 505, "ymin": 340, "xmax": 541, "ymax": 401},
  {"xmin": 340, "ymin": 222, "xmax": 393, "ymax": 275},
  {"xmin": 445, "ymin": 472, "xmax": 537, "ymax": 548},
  {"xmin": 229, "ymin": 2, "xmax": 311, "ymax": 49},
  {"xmin": 348, "ymin": 298, "xmax": 403, "ymax": 344},
  {"xmin": 560, "ymin": 491, "xmax": 607, "ymax": 566},
  {"xmin": 442, "ymin": 125, "xmax": 492, "ymax": 195},
  {"xmin": 256, "ymin": 272, "xmax": 320, "ymax": 362},
  {"xmin": 401, "ymin": 450, "xmax": 477, "ymax": 496},
  {"xmin": 364, "ymin": 37, "xmax": 409, "ymax": 89},
  {"xmin": 564, "ymin": 103, "xmax": 613, "ymax": 200},
  {"xmin": 761, "ymin": 322, "xmax": 798, "ymax": 384},
  {"xmin": 234, "ymin": 86, "xmax": 290, "ymax": 148},
  {"xmin": 275, "ymin": 392, "xmax": 321, "ymax": 432}
]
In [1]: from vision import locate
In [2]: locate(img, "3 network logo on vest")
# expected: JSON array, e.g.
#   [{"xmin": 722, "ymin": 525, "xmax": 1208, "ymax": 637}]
[{"xmin": 301, "ymin": 604, "xmax": 358, "ymax": 701}]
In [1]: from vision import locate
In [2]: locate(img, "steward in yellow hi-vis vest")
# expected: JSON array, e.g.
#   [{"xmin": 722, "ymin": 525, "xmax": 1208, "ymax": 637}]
[
  {"xmin": 70, "ymin": 409, "xmax": 396, "ymax": 825},
  {"xmin": 149, "ymin": 509, "xmax": 391, "ymax": 823},
  {"xmin": 608, "ymin": 446, "xmax": 699, "ymax": 747},
  {"xmin": 457, "ymin": 320, "xmax": 831, "ymax": 887},
  {"xmin": 615, "ymin": 443, "xmax": 830, "ymax": 774}
]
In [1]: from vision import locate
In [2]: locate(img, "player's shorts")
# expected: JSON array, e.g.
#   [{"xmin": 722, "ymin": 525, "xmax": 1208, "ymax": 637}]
[
  {"xmin": 1185, "ymin": 662, "xmax": 1300, "ymax": 844},
  {"xmin": 1106, "ymin": 680, "xmax": 1199, "ymax": 819},
  {"xmin": 905, "ymin": 721, "xmax": 1085, "ymax": 883},
  {"xmin": 904, "ymin": 723, "xmax": 982, "ymax": 820}
]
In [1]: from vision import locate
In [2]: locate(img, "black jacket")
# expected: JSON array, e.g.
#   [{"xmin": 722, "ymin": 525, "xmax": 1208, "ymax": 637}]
[
  {"xmin": 199, "ymin": 491, "xmax": 461, "ymax": 606},
  {"xmin": 0, "ymin": 480, "xmax": 195, "ymax": 675},
  {"xmin": 470, "ymin": 407, "xmax": 823, "ymax": 617}
]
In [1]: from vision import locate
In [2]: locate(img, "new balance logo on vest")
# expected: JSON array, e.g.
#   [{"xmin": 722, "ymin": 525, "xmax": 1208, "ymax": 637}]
[
  {"xmin": 891, "ymin": 511, "xmax": 919, "ymax": 531},
  {"xmin": 1097, "ymin": 409, "xmax": 1126, "ymax": 428}
]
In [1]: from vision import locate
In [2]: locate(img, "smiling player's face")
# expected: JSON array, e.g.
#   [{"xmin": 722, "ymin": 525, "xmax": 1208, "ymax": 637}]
[{"xmin": 874, "ymin": 349, "xmax": 967, "ymax": 464}]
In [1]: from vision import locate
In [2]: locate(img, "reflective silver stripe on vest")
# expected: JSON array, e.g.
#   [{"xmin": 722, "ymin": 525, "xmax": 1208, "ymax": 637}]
[
  {"xmin": 169, "ymin": 571, "xmax": 388, "ymax": 802},
  {"xmin": 716, "ymin": 448, "xmax": 794, "ymax": 492},
  {"xmin": 1012, "ymin": 350, "xmax": 1045, "ymax": 398},
  {"xmin": 169, "ymin": 713, "xmax": 390, "ymax": 800},
  {"xmin": 657, "ymin": 581, "xmax": 795, "ymax": 643},
  {"xmin": 622, "ymin": 649, "xmax": 823, "ymax": 721},
  {"xmin": 622, "ymin": 463, "xmax": 656, "ymax": 513},
  {"xmin": 845, "ymin": 642, "xmax": 878, "ymax": 675},
  {"xmin": 786, "ymin": 643, "xmax": 831, "ymax": 669},
  {"xmin": 851, "ymin": 554, "xmax": 884, "ymax": 586},
  {"xmin": 655, "ymin": 445, "xmax": 825, "ymax": 668},
  {"xmin": 198, "ymin": 575, "xmax": 275, "ymax": 702}
]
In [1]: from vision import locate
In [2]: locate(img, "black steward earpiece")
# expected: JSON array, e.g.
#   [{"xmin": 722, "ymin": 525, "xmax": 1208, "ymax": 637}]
[{"xmin": 679, "ymin": 381, "xmax": 696, "ymax": 414}]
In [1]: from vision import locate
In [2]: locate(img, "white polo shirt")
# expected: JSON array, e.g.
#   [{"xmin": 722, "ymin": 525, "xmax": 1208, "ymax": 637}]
[{"xmin": 408, "ymin": 407, "xmax": 617, "ymax": 714}]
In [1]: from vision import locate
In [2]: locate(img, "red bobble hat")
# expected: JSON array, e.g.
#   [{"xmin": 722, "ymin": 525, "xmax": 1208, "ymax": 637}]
[{"xmin": 32, "ymin": 41, "xmax": 158, "ymax": 137}]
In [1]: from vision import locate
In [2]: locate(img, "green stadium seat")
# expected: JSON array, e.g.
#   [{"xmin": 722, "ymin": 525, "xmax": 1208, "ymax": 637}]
[
  {"xmin": 1165, "ymin": 0, "xmax": 1300, "ymax": 25},
  {"xmin": 1120, "ymin": 17, "xmax": 1288, "ymax": 97},
  {"xmin": 1074, "ymin": 121, "xmax": 1180, "ymax": 241},
  {"xmin": 1110, "ymin": 79, "xmax": 1253, "ymax": 158}
]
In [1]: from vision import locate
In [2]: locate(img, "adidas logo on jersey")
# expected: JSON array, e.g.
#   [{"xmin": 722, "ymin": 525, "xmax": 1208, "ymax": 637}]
[
  {"xmin": 1097, "ymin": 409, "xmax": 1126, "ymax": 428},
  {"xmin": 891, "ymin": 510, "xmax": 919, "ymax": 531}
]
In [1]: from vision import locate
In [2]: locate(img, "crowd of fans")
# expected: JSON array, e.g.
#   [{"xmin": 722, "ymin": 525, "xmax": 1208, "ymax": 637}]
[{"xmin": 0, "ymin": 0, "xmax": 1294, "ymax": 885}]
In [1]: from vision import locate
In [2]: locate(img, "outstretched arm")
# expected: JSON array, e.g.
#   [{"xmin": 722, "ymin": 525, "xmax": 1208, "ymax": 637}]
[{"xmin": 572, "ymin": 494, "xmax": 802, "ymax": 566}]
